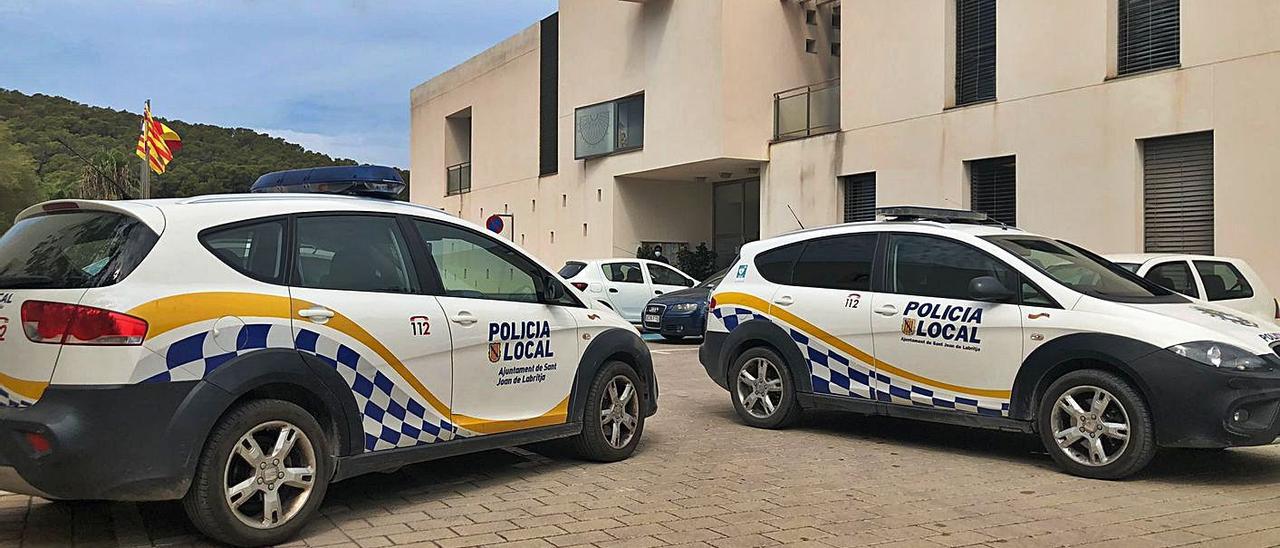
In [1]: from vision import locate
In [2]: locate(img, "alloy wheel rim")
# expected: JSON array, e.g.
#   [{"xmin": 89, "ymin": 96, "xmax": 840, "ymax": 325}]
[
  {"xmin": 224, "ymin": 420, "xmax": 317, "ymax": 529},
  {"xmin": 736, "ymin": 357, "xmax": 784, "ymax": 419},
  {"xmin": 1051, "ymin": 385, "xmax": 1131, "ymax": 467},
  {"xmin": 600, "ymin": 375, "xmax": 640, "ymax": 449}
]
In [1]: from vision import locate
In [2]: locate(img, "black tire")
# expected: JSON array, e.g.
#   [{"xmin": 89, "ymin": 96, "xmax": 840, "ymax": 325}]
[
  {"xmin": 729, "ymin": 346, "xmax": 801, "ymax": 429},
  {"xmin": 661, "ymin": 334, "xmax": 684, "ymax": 342},
  {"xmin": 1037, "ymin": 370, "xmax": 1156, "ymax": 480},
  {"xmin": 183, "ymin": 399, "xmax": 332, "ymax": 547},
  {"xmin": 571, "ymin": 361, "xmax": 646, "ymax": 462}
]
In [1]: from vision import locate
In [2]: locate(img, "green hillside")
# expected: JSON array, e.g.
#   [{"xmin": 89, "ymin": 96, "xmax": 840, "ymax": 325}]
[{"xmin": 0, "ymin": 89, "xmax": 407, "ymax": 231}]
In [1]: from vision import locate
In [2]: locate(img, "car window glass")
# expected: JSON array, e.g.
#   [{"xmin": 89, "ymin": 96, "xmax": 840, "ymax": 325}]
[
  {"xmin": 648, "ymin": 264, "xmax": 692, "ymax": 287},
  {"xmin": 1144, "ymin": 262, "xmax": 1199, "ymax": 298},
  {"xmin": 1194, "ymin": 261, "xmax": 1254, "ymax": 301},
  {"xmin": 1021, "ymin": 282, "xmax": 1055, "ymax": 307},
  {"xmin": 294, "ymin": 216, "xmax": 419, "ymax": 294},
  {"xmin": 559, "ymin": 261, "xmax": 586, "ymax": 278},
  {"xmin": 1116, "ymin": 263, "xmax": 1140, "ymax": 273},
  {"xmin": 0, "ymin": 211, "xmax": 155, "ymax": 289},
  {"xmin": 887, "ymin": 234, "xmax": 1017, "ymax": 301},
  {"xmin": 603, "ymin": 262, "xmax": 644, "ymax": 284},
  {"xmin": 985, "ymin": 236, "xmax": 1179, "ymax": 303},
  {"xmin": 413, "ymin": 220, "xmax": 544, "ymax": 303},
  {"xmin": 755, "ymin": 243, "xmax": 803, "ymax": 285},
  {"xmin": 697, "ymin": 268, "xmax": 729, "ymax": 289},
  {"xmin": 201, "ymin": 219, "xmax": 284, "ymax": 283},
  {"xmin": 791, "ymin": 234, "xmax": 877, "ymax": 291}
]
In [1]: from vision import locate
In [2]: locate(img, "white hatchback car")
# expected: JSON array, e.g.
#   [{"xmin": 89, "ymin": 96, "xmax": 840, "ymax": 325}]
[
  {"xmin": 1107, "ymin": 253, "xmax": 1278, "ymax": 321},
  {"xmin": 558, "ymin": 258, "xmax": 698, "ymax": 323},
  {"xmin": 702, "ymin": 207, "xmax": 1280, "ymax": 480},
  {"xmin": 0, "ymin": 167, "xmax": 657, "ymax": 546}
]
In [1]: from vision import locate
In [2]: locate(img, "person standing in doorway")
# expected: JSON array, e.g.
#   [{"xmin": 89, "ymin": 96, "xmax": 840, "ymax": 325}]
[{"xmin": 653, "ymin": 244, "xmax": 670, "ymax": 264}]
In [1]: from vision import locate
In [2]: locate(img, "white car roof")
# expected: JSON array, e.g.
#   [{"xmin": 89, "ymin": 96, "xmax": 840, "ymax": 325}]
[
  {"xmin": 1105, "ymin": 253, "xmax": 1247, "ymax": 265},
  {"xmin": 18, "ymin": 194, "xmax": 452, "ymax": 233},
  {"xmin": 740, "ymin": 220, "xmax": 1030, "ymax": 257}
]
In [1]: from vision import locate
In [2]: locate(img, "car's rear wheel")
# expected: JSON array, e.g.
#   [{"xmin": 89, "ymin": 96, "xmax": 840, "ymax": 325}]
[
  {"xmin": 729, "ymin": 347, "xmax": 801, "ymax": 429},
  {"xmin": 183, "ymin": 399, "xmax": 332, "ymax": 547},
  {"xmin": 1037, "ymin": 370, "xmax": 1155, "ymax": 480},
  {"xmin": 571, "ymin": 361, "xmax": 645, "ymax": 462}
]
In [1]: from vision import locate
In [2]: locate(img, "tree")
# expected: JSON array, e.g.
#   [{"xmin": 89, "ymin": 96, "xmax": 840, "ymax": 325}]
[
  {"xmin": 676, "ymin": 242, "xmax": 718, "ymax": 280},
  {"xmin": 0, "ymin": 123, "xmax": 42, "ymax": 232}
]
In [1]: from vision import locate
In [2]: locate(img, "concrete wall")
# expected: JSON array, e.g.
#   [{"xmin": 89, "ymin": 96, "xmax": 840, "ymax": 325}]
[{"xmin": 767, "ymin": 0, "xmax": 1280, "ymax": 291}]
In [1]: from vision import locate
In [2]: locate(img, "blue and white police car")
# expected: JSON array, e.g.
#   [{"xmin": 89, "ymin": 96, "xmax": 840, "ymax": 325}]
[
  {"xmin": 0, "ymin": 166, "xmax": 656, "ymax": 546},
  {"xmin": 702, "ymin": 206, "xmax": 1280, "ymax": 479}
]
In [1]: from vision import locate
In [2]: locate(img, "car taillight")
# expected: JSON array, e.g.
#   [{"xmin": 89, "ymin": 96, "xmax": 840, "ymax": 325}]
[
  {"xmin": 571, "ymin": 282, "xmax": 588, "ymax": 291},
  {"xmin": 21, "ymin": 301, "xmax": 148, "ymax": 346},
  {"xmin": 709, "ymin": 297, "xmax": 717, "ymax": 309}
]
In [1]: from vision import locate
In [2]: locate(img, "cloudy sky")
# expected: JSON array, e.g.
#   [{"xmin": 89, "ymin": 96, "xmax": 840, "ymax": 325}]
[{"xmin": 0, "ymin": 1, "xmax": 558, "ymax": 168}]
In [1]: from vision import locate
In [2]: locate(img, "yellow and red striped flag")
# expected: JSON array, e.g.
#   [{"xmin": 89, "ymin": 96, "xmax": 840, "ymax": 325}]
[{"xmin": 135, "ymin": 103, "xmax": 182, "ymax": 174}]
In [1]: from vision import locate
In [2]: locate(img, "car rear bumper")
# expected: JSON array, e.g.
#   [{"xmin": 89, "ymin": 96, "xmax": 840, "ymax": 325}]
[
  {"xmin": 0, "ymin": 381, "xmax": 209, "ymax": 500},
  {"xmin": 1134, "ymin": 349, "xmax": 1280, "ymax": 448}
]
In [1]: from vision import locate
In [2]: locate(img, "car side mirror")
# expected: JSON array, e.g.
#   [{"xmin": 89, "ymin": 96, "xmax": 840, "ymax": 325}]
[
  {"xmin": 969, "ymin": 276, "xmax": 1015, "ymax": 303},
  {"xmin": 542, "ymin": 275, "xmax": 566, "ymax": 302}
]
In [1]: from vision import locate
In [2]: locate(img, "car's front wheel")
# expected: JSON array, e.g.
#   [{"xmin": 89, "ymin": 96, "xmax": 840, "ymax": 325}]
[
  {"xmin": 571, "ymin": 361, "xmax": 646, "ymax": 462},
  {"xmin": 183, "ymin": 399, "xmax": 332, "ymax": 547},
  {"xmin": 1037, "ymin": 370, "xmax": 1155, "ymax": 480}
]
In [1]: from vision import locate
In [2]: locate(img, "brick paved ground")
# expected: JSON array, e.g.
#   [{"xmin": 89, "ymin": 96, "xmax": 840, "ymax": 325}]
[{"xmin": 5, "ymin": 339, "xmax": 1280, "ymax": 547}]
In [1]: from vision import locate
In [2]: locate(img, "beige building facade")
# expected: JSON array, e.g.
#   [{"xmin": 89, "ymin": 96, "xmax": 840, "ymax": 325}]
[{"xmin": 411, "ymin": 0, "xmax": 1280, "ymax": 292}]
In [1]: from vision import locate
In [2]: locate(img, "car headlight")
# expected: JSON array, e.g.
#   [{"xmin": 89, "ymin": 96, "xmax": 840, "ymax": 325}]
[
  {"xmin": 670, "ymin": 303, "xmax": 699, "ymax": 313},
  {"xmin": 1169, "ymin": 341, "xmax": 1272, "ymax": 372}
]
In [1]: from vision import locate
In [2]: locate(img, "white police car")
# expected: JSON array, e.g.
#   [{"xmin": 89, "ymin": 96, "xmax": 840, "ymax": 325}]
[
  {"xmin": 0, "ymin": 166, "xmax": 656, "ymax": 546},
  {"xmin": 701, "ymin": 206, "xmax": 1280, "ymax": 479}
]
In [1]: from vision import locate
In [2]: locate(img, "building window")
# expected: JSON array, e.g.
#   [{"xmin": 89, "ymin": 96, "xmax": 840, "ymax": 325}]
[
  {"xmin": 831, "ymin": 6, "xmax": 841, "ymax": 28},
  {"xmin": 1143, "ymin": 131, "xmax": 1213, "ymax": 254},
  {"xmin": 955, "ymin": 0, "xmax": 996, "ymax": 106},
  {"xmin": 1118, "ymin": 0, "xmax": 1180, "ymax": 76},
  {"xmin": 445, "ymin": 108, "xmax": 471, "ymax": 196},
  {"xmin": 830, "ymin": 42, "xmax": 841, "ymax": 57},
  {"xmin": 805, "ymin": 39, "xmax": 817, "ymax": 54},
  {"xmin": 539, "ymin": 13, "xmax": 559, "ymax": 176},
  {"xmin": 805, "ymin": 9, "xmax": 817, "ymax": 25},
  {"xmin": 841, "ymin": 173, "xmax": 875, "ymax": 222},
  {"xmin": 968, "ymin": 156, "xmax": 1015, "ymax": 226},
  {"xmin": 574, "ymin": 94, "xmax": 644, "ymax": 159}
]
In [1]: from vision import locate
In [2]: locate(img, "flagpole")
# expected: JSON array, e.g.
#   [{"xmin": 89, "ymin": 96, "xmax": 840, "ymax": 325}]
[{"xmin": 140, "ymin": 99, "xmax": 151, "ymax": 199}]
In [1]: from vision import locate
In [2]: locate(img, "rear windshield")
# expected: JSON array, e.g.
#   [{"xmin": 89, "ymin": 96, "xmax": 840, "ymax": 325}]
[
  {"xmin": 559, "ymin": 261, "xmax": 587, "ymax": 278},
  {"xmin": 0, "ymin": 211, "xmax": 157, "ymax": 289}
]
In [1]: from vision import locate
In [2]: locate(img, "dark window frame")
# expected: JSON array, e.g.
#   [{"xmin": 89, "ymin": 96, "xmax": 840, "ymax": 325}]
[
  {"xmin": 602, "ymin": 261, "xmax": 646, "ymax": 285},
  {"xmin": 288, "ymin": 212, "xmax": 423, "ymax": 296},
  {"xmin": 1144, "ymin": 260, "xmax": 1200, "ymax": 298},
  {"xmin": 574, "ymin": 93, "xmax": 645, "ymax": 160},
  {"xmin": 878, "ymin": 232, "xmax": 1060, "ymax": 308},
  {"xmin": 405, "ymin": 216, "xmax": 583, "ymax": 308},
  {"xmin": 954, "ymin": 0, "xmax": 997, "ymax": 106},
  {"xmin": 1118, "ymin": 0, "xmax": 1181, "ymax": 77},
  {"xmin": 969, "ymin": 156, "xmax": 1017, "ymax": 226},
  {"xmin": 1194, "ymin": 260, "xmax": 1255, "ymax": 302},
  {"xmin": 198, "ymin": 215, "xmax": 291, "ymax": 286},
  {"xmin": 842, "ymin": 172, "xmax": 876, "ymax": 223},
  {"xmin": 790, "ymin": 232, "xmax": 880, "ymax": 292},
  {"xmin": 647, "ymin": 263, "xmax": 694, "ymax": 287}
]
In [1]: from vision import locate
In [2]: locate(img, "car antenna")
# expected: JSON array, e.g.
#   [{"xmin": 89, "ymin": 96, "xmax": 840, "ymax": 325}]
[{"xmin": 787, "ymin": 205, "xmax": 805, "ymax": 229}]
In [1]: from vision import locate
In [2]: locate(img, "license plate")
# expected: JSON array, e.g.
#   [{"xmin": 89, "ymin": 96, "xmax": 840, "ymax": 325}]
[{"xmin": 644, "ymin": 314, "xmax": 660, "ymax": 323}]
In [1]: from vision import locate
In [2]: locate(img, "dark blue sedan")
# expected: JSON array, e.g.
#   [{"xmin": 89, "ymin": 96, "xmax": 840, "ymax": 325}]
[{"xmin": 641, "ymin": 268, "xmax": 728, "ymax": 340}]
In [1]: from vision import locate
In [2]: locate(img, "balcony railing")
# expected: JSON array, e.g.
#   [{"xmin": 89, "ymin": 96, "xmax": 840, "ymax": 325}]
[
  {"xmin": 446, "ymin": 161, "xmax": 471, "ymax": 196},
  {"xmin": 774, "ymin": 78, "xmax": 840, "ymax": 141}
]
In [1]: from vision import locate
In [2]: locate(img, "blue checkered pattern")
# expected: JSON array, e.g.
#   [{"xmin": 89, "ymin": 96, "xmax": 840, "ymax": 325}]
[
  {"xmin": 0, "ymin": 386, "xmax": 33, "ymax": 408},
  {"xmin": 713, "ymin": 305, "xmax": 1010, "ymax": 417},
  {"xmin": 137, "ymin": 322, "xmax": 457, "ymax": 452},
  {"xmin": 295, "ymin": 328, "xmax": 454, "ymax": 451},
  {"xmin": 711, "ymin": 307, "xmax": 767, "ymax": 331}
]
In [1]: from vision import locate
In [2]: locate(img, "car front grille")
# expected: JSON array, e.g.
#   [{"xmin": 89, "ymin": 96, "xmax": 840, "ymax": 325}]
[{"xmin": 643, "ymin": 304, "xmax": 666, "ymax": 330}]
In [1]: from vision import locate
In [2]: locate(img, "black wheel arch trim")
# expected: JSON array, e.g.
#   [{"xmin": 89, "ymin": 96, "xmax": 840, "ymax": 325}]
[
  {"xmin": 1010, "ymin": 333, "xmax": 1162, "ymax": 422},
  {"xmin": 568, "ymin": 328, "xmax": 657, "ymax": 420},
  {"xmin": 716, "ymin": 320, "xmax": 811, "ymax": 394}
]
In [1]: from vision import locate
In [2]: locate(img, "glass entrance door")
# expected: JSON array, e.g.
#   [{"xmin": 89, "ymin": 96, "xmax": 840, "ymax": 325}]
[{"xmin": 713, "ymin": 178, "xmax": 760, "ymax": 268}]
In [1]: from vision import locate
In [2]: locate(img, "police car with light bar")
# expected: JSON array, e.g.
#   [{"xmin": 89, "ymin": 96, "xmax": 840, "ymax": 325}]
[
  {"xmin": 702, "ymin": 206, "xmax": 1280, "ymax": 479},
  {"xmin": 0, "ymin": 165, "xmax": 656, "ymax": 546}
]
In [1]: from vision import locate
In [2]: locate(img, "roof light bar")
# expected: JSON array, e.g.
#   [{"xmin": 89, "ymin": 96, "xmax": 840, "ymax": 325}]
[
  {"xmin": 876, "ymin": 206, "xmax": 989, "ymax": 223},
  {"xmin": 250, "ymin": 165, "xmax": 406, "ymax": 199}
]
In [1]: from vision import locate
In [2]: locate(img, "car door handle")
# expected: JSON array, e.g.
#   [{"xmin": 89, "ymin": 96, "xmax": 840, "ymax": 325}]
[
  {"xmin": 773, "ymin": 295, "xmax": 794, "ymax": 306},
  {"xmin": 655, "ymin": 290, "xmax": 663, "ymax": 295},
  {"xmin": 874, "ymin": 304, "xmax": 899, "ymax": 316},
  {"xmin": 298, "ymin": 307, "xmax": 334, "ymax": 324},
  {"xmin": 608, "ymin": 287, "xmax": 619, "ymax": 293},
  {"xmin": 449, "ymin": 312, "xmax": 478, "ymax": 326}
]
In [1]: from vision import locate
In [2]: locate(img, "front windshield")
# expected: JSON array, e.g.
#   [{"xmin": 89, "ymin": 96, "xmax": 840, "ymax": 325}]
[
  {"xmin": 697, "ymin": 268, "xmax": 729, "ymax": 289},
  {"xmin": 985, "ymin": 236, "xmax": 1184, "ymax": 303}
]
